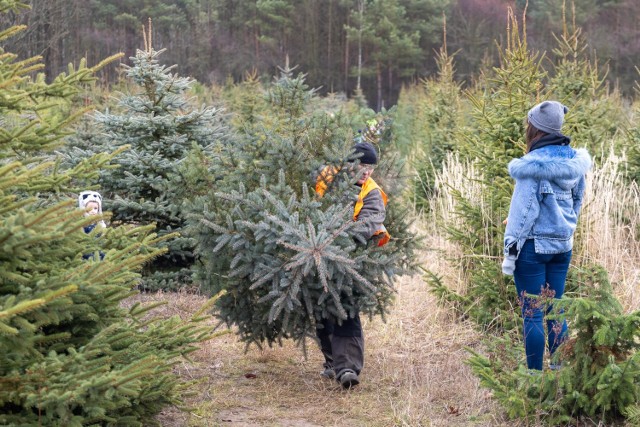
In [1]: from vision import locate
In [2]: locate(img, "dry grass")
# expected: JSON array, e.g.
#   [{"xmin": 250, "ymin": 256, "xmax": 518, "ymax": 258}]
[
  {"xmin": 126, "ymin": 153, "xmax": 639, "ymax": 426},
  {"xmin": 578, "ymin": 152, "xmax": 640, "ymax": 310},
  {"xmin": 428, "ymin": 152, "xmax": 640, "ymax": 312},
  {"xmin": 128, "ymin": 231, "xmax": 507, "ymax": 427}
]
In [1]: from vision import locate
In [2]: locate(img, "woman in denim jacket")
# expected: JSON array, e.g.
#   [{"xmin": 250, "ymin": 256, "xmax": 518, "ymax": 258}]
[{"xmin": 502, "ymin": 101, "xmax": 592, "ymax": 371}]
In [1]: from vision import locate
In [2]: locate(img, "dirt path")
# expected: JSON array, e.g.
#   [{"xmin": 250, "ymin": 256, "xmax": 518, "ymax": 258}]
[{"xmin": 138, "ymin": 273, "xmax": 507, "ymax": 427}]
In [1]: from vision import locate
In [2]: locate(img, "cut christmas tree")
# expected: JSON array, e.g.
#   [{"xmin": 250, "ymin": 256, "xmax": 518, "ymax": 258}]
[{"xmin": 183, "ymin": 64, "xmax": 419, "ymax": 349}]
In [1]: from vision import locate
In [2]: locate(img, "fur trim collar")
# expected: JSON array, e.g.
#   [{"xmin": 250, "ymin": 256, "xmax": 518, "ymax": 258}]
[{"xmin": 508, "ymin": 146, "xmax": 592, "ymax": 181}]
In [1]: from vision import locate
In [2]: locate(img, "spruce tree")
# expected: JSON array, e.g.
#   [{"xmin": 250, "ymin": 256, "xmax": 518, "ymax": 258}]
[
  {"xmin": 221, "ymin": 69, "xmax": 268, "ymax": 134},
  {"xmin": 0, "ymin": 6, "xmax": 214, "ymax": 424},
  {"xmin": 467, "ymin": 266, "xmax": 640, "ymax": 425},
  {"xmin": 183, "ymin": 64, "xmax": 418, "ymax": 349},
  {"xmin": 415, "ymin": 8, "xmax": 639, "ymax": 425},
  {"xmin": 91, "ymin": 38, "xmax": 225, "ymax": 291},
  {"xmin": 396, "ymin": 40, "xmax": 463, "ymax": 210},
  {"xmin": 426, "ymin": 9, "xmax": 544, "ymax": 330},
  {"xmin": 624, "ymin": 70, "xmax": 640, "ymax": 183},
  {"xmin": 546, "ymin": 15, "xmax": 626, "ymax": 161}
]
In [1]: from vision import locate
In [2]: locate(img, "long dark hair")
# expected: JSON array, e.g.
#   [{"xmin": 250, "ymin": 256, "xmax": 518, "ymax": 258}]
[{"xmin": 525, "ymin": 121, "xmax": 547, "ymax": 153}]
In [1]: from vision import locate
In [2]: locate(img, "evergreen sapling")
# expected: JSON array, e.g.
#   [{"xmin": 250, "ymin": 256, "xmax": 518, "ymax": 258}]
[
  {"xmin": 184, "ymin": 65, "xmax": 418, "ymax": 349},
  {"xmin": 0, "ymin": 10, "xmax": 218, "ymax": 424},
  {"xmin": 92, "ymin": 44, "xmax": 225, "ymax": 291}
]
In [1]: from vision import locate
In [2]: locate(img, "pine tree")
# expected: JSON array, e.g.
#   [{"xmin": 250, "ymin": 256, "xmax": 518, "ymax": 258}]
[
  {"xmin": 183, "ymin": 64, "xmax": 418, "ymax": 348},
  {"xmin": 467, "ymin": 266, "xmax": 640, "ymax": 425},
  {"xmin": 222, "ymin": 69, "xmax": 267, "ymax": 134},
  {"xmin": 91, "ymin": 34, "xmax": 226, "ymax": 291},
  {"xmin": 546, "ymin": 9, "xmax": 626, "ymax": 162},
  {"xmin": 396, "ymin": 35, "xmax": 464, "ymax": 210},
  {"xmin": 1, "ymin": 5, "xmax": 215, "ymax": 424},
  {"xmin": 624, "ymin": 69, "xmax": 640, "ymax": 183},
  {"xmin": 426, "ymin": 9, "xmax": 544, "ymax": 331},
  {"xmin": 413, "ymin": 7, "xmax": 640, "ymax": 425}
]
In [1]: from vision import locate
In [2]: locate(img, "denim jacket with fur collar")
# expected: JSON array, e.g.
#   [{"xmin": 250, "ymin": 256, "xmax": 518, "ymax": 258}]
[{"xmin": 504, "ymin": 144, "xmax": 592, "ymax": 257}]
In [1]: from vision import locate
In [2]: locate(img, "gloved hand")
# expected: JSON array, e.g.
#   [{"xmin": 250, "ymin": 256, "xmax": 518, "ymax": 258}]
[{"xmin": 502, "ymin": 255, "xmax": 517, "ymax": 276}]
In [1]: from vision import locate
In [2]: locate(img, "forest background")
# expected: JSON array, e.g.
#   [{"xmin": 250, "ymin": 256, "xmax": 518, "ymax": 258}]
[
  {"xmin": 5, "ymin": 0, "xmax": 640, "ymax": 110},
  {"xmin": 3, "ymin": 0, "xmax": 640, "ymax": 425}
]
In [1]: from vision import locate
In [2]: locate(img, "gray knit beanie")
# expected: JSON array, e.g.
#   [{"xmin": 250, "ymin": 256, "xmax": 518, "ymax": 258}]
[{"xmin": 527, "ymin": 101, "xmax": 568, "ymax": 135}]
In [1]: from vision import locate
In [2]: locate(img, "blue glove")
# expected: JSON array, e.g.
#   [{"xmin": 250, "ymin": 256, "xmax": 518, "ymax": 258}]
[{"xmin": 502, "ymin": 255, "xmax": 517, "ymax": 276}]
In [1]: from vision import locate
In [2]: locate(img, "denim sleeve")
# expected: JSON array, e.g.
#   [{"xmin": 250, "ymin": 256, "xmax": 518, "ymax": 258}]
[
  {"xmin": 504, "ymin": 178, "xmax": 540, "ymax": 256},
  {"xmin": 572, "ymin": 175, "xmax": 586, "ymax": 217}
]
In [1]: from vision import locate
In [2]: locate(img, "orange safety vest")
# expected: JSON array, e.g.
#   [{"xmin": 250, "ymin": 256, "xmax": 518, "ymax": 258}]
[
  {"xmin": 315, "ymin": 166, "xmax": 391, "ymax": 247},
  {"xmin": 315, "ymin": 166, "xmax": 339, "ymax": 197}
]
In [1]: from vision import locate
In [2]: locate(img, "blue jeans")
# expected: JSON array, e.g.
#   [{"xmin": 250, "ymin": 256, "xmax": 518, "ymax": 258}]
[{"xmin": 513, "ymin": 239, "xmax": 571, "ymax": 370}]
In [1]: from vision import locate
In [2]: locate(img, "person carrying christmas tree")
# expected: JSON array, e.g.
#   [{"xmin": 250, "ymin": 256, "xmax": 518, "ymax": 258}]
[
  {"xmin": 501, "ymin": 101, "xmax": 591, "ymax": 371},
  {"xmin": 314, "ymin": 141, "xmax": 390, "ymax": 389},
  {"xmin": 79, "ymin": 190, "xmax": 106, "ymax": 260}
]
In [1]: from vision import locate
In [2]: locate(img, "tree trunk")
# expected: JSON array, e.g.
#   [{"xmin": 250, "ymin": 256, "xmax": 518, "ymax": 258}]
[
  {"xmin": 253, "ymin": 3, "xmax": 260, "ymax": 67},
  {"xmin": 388, "ymin": 61, "xmax": 393, "ymax": 108},
  {"xmin": 356, "ymin": 0, "xmax": 364, "ymax": 91},
  {"xmin": 376, "ymin": 61, "xmax": 382, "ymax": 111},
  {"xmin": 327, "ymin": 0, "xmax": 333, "ymax": 92},
  {"xmin": 344, "ymin": 14, "xmax": 349, "ymax": 92}
]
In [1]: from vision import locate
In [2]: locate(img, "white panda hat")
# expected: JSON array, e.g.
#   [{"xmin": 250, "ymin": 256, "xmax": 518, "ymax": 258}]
[
  {"xmin": 78, "ymin": 190, "xmax": 103, "ymax": 214},
  {"xmin": 79, "ymin": 190, "xmax": 106, "ymax": 229}
]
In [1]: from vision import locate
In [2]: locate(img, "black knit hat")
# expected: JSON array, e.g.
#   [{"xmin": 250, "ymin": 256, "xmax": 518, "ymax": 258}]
[{"xmin": 351, "ymin": 142, "xmax": 378, "ymax": 165}]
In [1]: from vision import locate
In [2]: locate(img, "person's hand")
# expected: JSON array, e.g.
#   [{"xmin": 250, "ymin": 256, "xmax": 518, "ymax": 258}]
[
  {"xmin": 502, "ymin": 218, "xmax": 508, "ymax": 225},
  {"xmin": 502, "ymin": 255, "xmax": 517, "ymax": 275}
]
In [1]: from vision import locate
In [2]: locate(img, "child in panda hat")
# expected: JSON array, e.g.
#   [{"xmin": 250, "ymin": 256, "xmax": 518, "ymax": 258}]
[{"xmin": 78, "ymin": 190, "xmax": 107, "ymax": 233}]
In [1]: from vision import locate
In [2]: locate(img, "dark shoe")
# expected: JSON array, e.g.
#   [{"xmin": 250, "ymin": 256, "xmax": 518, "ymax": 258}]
[
  {"xmin": 320, "ymin": 367, "xmax": 336, "ymax": 379},
  {"xmin": 339, "ymin": 371, "xmax": 359, "ymax": 389}
]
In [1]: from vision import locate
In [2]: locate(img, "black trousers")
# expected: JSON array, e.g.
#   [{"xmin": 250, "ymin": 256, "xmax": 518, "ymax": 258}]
[{"xmin": 316, "ymin": 314, "xmax": 364, "ymax": 377}]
